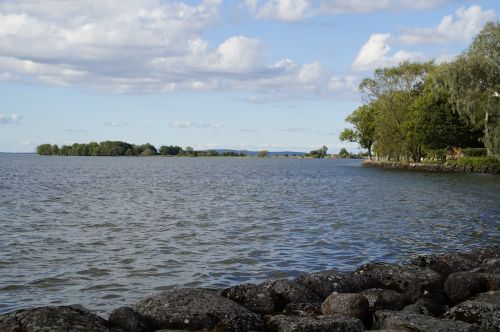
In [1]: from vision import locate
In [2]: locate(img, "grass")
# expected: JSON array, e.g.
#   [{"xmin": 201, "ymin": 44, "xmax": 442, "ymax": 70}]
[{"xmin": 447, "ymin": 156, "xmax": 500, "ymax": 169}]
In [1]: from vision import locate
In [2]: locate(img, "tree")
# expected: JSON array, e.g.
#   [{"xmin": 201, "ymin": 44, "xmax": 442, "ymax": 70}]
[
  {"xmin": 257, "ymin": 150, "xmax": 269, "ymax": 157},
  {"xmin": 36, "ymin": 144, "xmax": 53, "ymax": 155},
  {"xmin": 338, "ymin": 148, "xmax": 349, "ymax": 158},
  {"xmin": 339, "ymin": 104, "xmax": 376, "ymax": 159},
  {"xmin": 443, "ymin": 21, "xmax": 500, "ymax": 156}
]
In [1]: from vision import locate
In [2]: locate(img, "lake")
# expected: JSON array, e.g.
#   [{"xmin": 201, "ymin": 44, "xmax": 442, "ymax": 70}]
[{"xmin": 0, "ymin": 154, "xmax": 498, "ymax": 315}]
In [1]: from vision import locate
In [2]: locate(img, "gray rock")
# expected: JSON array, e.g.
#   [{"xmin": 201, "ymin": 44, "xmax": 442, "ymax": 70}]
[
  {"xmin": 108, "ymin": 306, "xmax": 152, "ymax": 332},
  {"xmin": 264, "ymin": 314, "xmax": 364, "ymax": 332},
  {"xmin": 282, "ymin": 303, "xmax": 321, "ymax": 317},
  {"xmin": 295, "ymin": 270, "xmax": 356, "ymax": 299},
  {"xmin": 352, "ymin": 263, "xmax": 444, "ymax": 301},
  {"xmin": 444, "ymin": 272, "xmax": 499, "ymax": 304},
  {"xmin": 412, "ymin": 246, "xmax": 500, "ymax": 277},
  {"xmin": 471, "ymin": 258, "xmax": 500, "ymax": 274},
  {"xmin": 373, "ymin": 310, "xmax": 480, "ymax": 331},
  {"xmin": 221, "ymin": 283, "xmax": 279, "ymax": 314},
  {"xmin": 261, "ymin": 279, "xmax": 321, "ymax": 307},
  {"xmin": 321, "ymin": 293, "xmax": 370, "ymax": 327},
  {"xmin": 0, "ymin": 306, "xmax": 123, "ymax": 332},
  {"xmin": 403, "ymin": 298, "xmax": 447, "ymax": 317},
  {"xmin": 130, "ymin": 288, "xmax": 264, "ymax": 331},
  {"xmin": 360, "ymin": 288, "xmax": 410, "ymax": 312},
  {"xmin": 443, "ymin": 291, "xmax": 500, "ymax": 331}
]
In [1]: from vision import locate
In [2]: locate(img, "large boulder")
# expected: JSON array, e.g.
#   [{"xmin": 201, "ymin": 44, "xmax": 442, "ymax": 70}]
[
  {"xmin": 321, "ymin": 293, "xmax": 370, "ymax": 327},
  {"xmin": 295, "ymin": 270, "xmax": 356, "ymax": 299},
  {"xmin": 443, "ymin": 291, "xmax": 500, "ymax": 332},
  {"xmin": 412, "ymin": 246, "xmax": 500, "ymax": 277},
  {"xmin": 221, "ymin": 279, "xmax": 321, "ymax": 315},
  {"xmin": 351, "ymin": 263, "xmax": 444, "ymax": 301},
  {"xmin": 360, "ymin": 288, "xmax": 410, "ymax": 312},
  {"xmin": 110, "ymin": 288, "xmax": 264, "ymax": 331},
  {"xmin": 264, "ymin": 314, "xmax": 364, "ymax": 332},
  {"xmin": 0, "ymin": 306, "xmax": 123, "ymax": 332},
  {"xmin": 444, "ymin": 272, "xmax": 499, "ymax": 304},
  {"xmin": 221, "ymin": 283, "xmax": 280, "ymax": 314},
  {"xmin": 373, "ymin": 310, "xmax": 480, "ymax": 331},
  {"xmin": 108, "ymin": 306, "xmax": 152, "ymax": 332}
]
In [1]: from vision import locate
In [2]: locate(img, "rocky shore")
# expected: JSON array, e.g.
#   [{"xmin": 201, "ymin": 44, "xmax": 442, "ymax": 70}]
[
  {"xmin": 362, "ymin": 160, "xmax": 500, "ymax": 174},
  {"xmin": 1, "ymin": 246, "xmax": 499, "ymax": 331}
]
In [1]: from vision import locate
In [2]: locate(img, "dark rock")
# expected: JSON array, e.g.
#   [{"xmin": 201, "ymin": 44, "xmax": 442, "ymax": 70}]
[
  {"xmin": 282, "ymin": 303, "xmax": 321, "ymax": 317},
  {"xmin": 261, "ymin": 279, "xmax": 321, "ymax": 307},
  {"xmin": 221, "ymin": 283, "xmax": 279, "ymax": 314},
  {"xmin": 403, "ymin": 298, "xmax": 446, "ymax": 317},
  {"xmin": 471, "ymin": 258, "xmax": 500, "ymax": 274},
  {"xmin": 360, "ymin": 288, "xmax": 410, "ymax": 312},
  {"xmin": 412, "ymin": 246, "xmax": 500, "ymax": 277},
  {"xmin": 321, "ymin": 293, "xmax": 370, "ymax": 327},
  {"xmin": 264, "ymin": 314, "xmax": 364, "ymax": 332},
  {"xmin": 295, "ymin": 270, "xmax": 356, "ymax": 299},
  {"xmin": 0, "ymin": 306, "xmax": 123, "ymax": 332},
  {"xmin": 373, "ymin": 310, "xmax": 480, "ymax": 331},
  {"xmin": 130, "ymin": 288, "xmax": 264, "ymax": 331},
  {"xmin": 443, "ymin": 290, "xmax": 500, "ymax": 331},
  {"xmin": 444, "ymin": 272, "xmax": 499, "ymax": 304},
  {"xmin": 352, "ymin": 262, "xmax": 444, "ymax": 301},
  {"xmin": 108, "ymin": 306, "xmax": 152, "ymax": 332}
]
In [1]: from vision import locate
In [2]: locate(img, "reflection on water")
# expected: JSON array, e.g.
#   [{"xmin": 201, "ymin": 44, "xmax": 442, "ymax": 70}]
[{"xmin": 0, "ymin": 155, "xmax": 499, "ymax": 314}]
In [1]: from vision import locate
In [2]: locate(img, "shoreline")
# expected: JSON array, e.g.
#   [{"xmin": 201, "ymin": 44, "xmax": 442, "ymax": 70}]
[
  {"xmin": 362, "ymin": 159, "xmax": 500, "ymax": 174},
  {"xmin": 1, "ymin": 246, "xmax": 498, "ymax": 331}
]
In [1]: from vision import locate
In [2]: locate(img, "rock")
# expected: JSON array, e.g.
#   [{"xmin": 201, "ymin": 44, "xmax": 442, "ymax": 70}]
[
  {"xmin": 444, "ymin": 272, "xmax": 499, "ymax": 304},
  {"xmin": 443, "ymin": 291, "xmax": 500, "ymax": 331},
  {"xmin": 264, "ymin": 314, "xmax": 364, "ymax": 332},
  {"xmin": 412, "ymin": 246, "xmax": 500, "ymax": 277},
  {"xmin": 129, "ymin": 288, "xmax": 264, "ymax": 331},
  {"xmin": 360, "ymin": 288, "xmax": 410, "ymax": 312},
  {"xmin": 221, "ymin": 283, "xmax": 279, "ymax": 314},
  {"xmin": 295, "ymin": 270, "xmax": 356, "ymax": 299},
  {"xmin": 108, "ymin": 306, "xmax": 152, "ymax": 332},
  {"xmin": 471, "ymin": 258, "xmax": 500, "ymax": 274},
  {"xmin": 321, "ymin": 293, "xmax": 370, "ymax": 327},
  {"xmin": 352, "ymin": 263, "xmax": 444, "ymax": 301},
  {"xmin": 403, "ymin": 298, "xmax": 446, "ymax": 317},
  {"xmin": 261, "ymin": 279, "xmax": 321, "ymax": 307},
  {"xmin": 282, "ymin": 303, "xmax": 321, "ymax": 317},
  {"xmin": 0, "ymin": 306, "xmax": 123, "ymax": 332},
  {"xmin": 373, "ymin": 310, "xmax": 480, "ymax": 331}
]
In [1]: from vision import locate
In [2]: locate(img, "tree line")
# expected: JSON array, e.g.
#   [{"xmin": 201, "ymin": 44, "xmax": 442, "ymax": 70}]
[{"xmin": 340, "ymin": 21, "xmax": 499, "ymax": 162}]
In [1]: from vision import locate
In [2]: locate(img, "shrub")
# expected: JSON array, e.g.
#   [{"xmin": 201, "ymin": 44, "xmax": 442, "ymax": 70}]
[{"xmin": 462, "ymin": 148, "xmax": 487, "ymax": 157}]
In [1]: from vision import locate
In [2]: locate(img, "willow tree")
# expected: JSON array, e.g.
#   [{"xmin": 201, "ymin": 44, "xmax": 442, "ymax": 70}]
[
  {"xmin": 339, "ymin": 104, "xmax": 376, "ymax": 159},
  {"xmin": 444, "ymin": 21, "xmax": 500, "ymax": 157}
]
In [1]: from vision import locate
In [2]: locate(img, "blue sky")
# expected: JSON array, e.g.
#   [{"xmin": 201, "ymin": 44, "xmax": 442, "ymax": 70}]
[{"xmin": 0, "ymin": 0, "xmax": 498, "ymax": 153}]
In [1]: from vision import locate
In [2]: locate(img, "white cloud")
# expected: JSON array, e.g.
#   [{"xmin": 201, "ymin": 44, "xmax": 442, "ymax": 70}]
[
  {"xmin": 352, "ymin": 33, "xmax": 423, "ymax": 71},
  {"xmin": 104, "ymin": 121, "xmax": 128, "ymax": 127},
  {"xmin": 170, "ymin": 121, "xmax": 226, "ymax": 129},
  {"xmin": 0, "ymin": 113, "xmax": 22, "ymax": 124},
  {"xmin": 245, "ymin": 0, "xmax": 452, "ymax": 20},
  {"xmin": 245, "ymin": 0, "xmax": 311, "ymax": 21},
  {"xmin": 399, "ymin": 6, "xmax": 496, "ymax": 44},
  {"xmin": 319, "ymin": 0, "xmax": 450, "ymax": 14},
  {"xmin": 0, "ymin": 0, "xmax": 353, "ymax": 99}
]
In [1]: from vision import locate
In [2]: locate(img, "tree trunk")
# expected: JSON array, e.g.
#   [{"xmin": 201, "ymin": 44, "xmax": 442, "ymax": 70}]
[{"xmin": 484, "ymin": 111, "xmax": 492, "ymax": 156}]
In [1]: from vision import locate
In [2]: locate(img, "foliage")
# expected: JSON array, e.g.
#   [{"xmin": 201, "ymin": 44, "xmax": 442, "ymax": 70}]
[
  {"xmin": 257, "ymin": 150, "xmax": 269, "ymax": 157},
  {"xmin": 306, "ymin": 146, "xmax": 328, "ymax": 158},
  {"xmin": 159, "ymin": 145, "xmax": 183, "ymax": 156},
  {"xmin": 442, "ymin": 21, "xmax": 500, "ymax": 156},
  {"xmin": 447, "ymin": 156, "xmax": 500, "ymax": 169},
  {"xmin": 339, "ymin": 104, "xmax": 375, "ymax": 159}
]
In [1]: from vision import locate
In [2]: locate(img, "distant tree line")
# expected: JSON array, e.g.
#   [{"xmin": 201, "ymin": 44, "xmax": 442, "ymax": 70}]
[
  {"xmin": 36, "ymin": 141, "xmax": 249, "ymax": 157},
  {"xmin": 340, "ymin": 21, "xmax": 499, "ymax": 162}
]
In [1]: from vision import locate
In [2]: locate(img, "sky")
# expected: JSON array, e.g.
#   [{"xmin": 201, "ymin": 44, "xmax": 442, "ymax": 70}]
[{"xmin": 0, "ymin": 0, "xmax": 498, "ymax": 153}]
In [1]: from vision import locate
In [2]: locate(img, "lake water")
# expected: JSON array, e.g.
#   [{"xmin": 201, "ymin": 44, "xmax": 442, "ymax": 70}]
[{"xmin": 0, "ymin": 155, "xmax": 499, "ymax": 315}]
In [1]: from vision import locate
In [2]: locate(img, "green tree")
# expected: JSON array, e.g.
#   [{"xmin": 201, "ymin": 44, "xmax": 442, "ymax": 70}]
[
  {"xmin": 36, "ymin": 144, "xmax": 53, "ymax": 155},
  {"xmin": 443, "ymin": 21, "xmax": 500, "ymax": 156},
  {"xmin": 257, "ymin": 150, "xmax": 269, "ymax": 157},
  {"xmin": 339, "ymin": 104, "xmax": 376, "ymax": 159}
]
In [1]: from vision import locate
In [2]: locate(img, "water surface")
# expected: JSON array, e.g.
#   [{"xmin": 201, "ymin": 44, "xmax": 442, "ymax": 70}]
[{"xmin": 0, "ymin": 155, "xmax": 498, "ymax": 314}]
